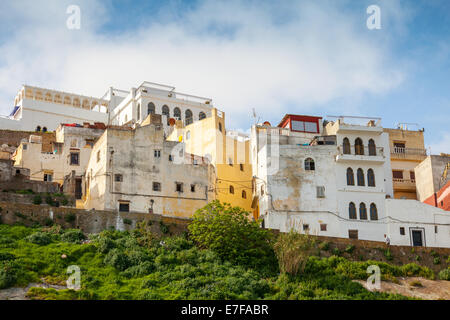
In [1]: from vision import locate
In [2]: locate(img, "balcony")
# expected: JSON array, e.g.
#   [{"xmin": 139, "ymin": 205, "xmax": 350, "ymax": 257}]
[
  {"xmin": 336, "ymin": 145, "xmax": 385, "ymax": 163},
  {"xmin": 393, "ymin": 178, "xmax": 416, "ymax": 191},
  {"xmin": 391, "ymin": 147, "xmax": 427, "ymax": 161}
]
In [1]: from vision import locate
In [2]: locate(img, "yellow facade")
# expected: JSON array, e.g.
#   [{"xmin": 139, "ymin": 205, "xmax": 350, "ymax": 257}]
[
  {"xmin": 384, "ymin": 127, "xmax": 427, "ymax": 199},
  {"xmin": 167, "ymin": 108, "xmax": 255, "ymax": 218}
]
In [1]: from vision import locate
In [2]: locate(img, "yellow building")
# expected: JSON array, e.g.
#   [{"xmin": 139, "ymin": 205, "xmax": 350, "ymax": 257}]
[
  {"xmin": 167, "ymin": 108, "xmax": 255, "ymax": 218},
  {"xmin": 384, "ymin": 125, "xmax": 427, "ymax": 199}
]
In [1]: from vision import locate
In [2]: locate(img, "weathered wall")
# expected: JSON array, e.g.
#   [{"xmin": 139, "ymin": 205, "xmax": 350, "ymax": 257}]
[
  {"xmin": 415, "ymin": 155, "xmax": 450, "ymax": 201},
  {"xmin": 0, "ymin": 201, "xmax": 189, "ymax": 236},
  {"xmin": 0, "ymin": 177, "xmax": 60, "ymax": 193},
  {"xmin": 0, "ymin": 129, "xmax": 55, "ymax": 152}
]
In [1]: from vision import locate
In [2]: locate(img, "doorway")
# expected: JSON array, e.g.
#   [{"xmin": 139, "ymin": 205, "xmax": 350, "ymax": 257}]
[
  {"xmin": 410, "ymin": 228, "xmax": 425, "ymax": 247},
  {"xmin": 75, "ymin": 178, "xmax": 82, "ymax": 200}
]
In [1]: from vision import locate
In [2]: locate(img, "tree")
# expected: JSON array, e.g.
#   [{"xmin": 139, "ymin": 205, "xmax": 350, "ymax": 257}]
[{"xmin": 188, "ymin": 201, "xmax": 277, "ymax": 274}]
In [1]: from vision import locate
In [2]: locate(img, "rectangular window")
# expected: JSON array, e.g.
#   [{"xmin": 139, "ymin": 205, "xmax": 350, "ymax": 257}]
[
  {"xmin": 320, "ymin": 224, "xmax": 327, "ymax": 231},
  {"xmin": 228, "ymin": 158, "xmax": 233, "ymax": 166},
  {"xmin": 435, "ymin": 226, "xmax": 438, "ymax": 234},
  {"xmin": 154, "ymin": 150, "xmax": 161, "ymax": 158},
  {"xmin": 304, "ymin": 121, "xmax": 318, "ymax": 133},
  {"xmin": 168, "ymin": 155, "xmax": 173, "ymax": 162},
  {"xmin": 410, "ymin": 171, "xmax": 415, "ymax": 182},
  {"xmin": 392, "ymin": 170, "xmax": 403, "ymax": 179},
  {"xmin": 114, "ymin": 174, "xmax": 123, "ymax": 182},
  {"xmin": 191, "ymin": 184, "xmax": 196, "ymax": 192},
  {"xmin": 176, "ymin": 182, "xmax": 183, "ymax": 193},
  {"xmin": 348, "ymin": 230, "xmax": 358, "ymax": 239},
  {"xmin": 291, "ymin": 120, "xmax": 318, "ymax": 133},
  {"xmin": 97, "ymin": 151, "xmax": 100, "ymax": 162},
  {"xmin": 119, "ymin": 202, "xmax": 130, "ymax": 212},
  {"xmin": 316, "ymin": 186, "xmax": 325, "ymax": 198},
  {"xmin": 240, "ymin": 163, "xmax": 244, "ymax": 171},
  {"xmin": 70, "ymin": 152, "xmax": 80, "ymax": 165},
  {"xmin": 44, "ymin": 174, "xmax": 53, "ymax": 182},
  {"xmin": 85, "ymin": 139, "xmax": 94, "ymax": 148},
  {"xmin": 400, "ymin": 227, "xmax": 405, "ymax": 235},
  {"xmin": 303, "ymin": 224, "xmax": 309, "ymax": 231},
  {"xmin": 153, "ymin": 182, "xmax": 161, "ymax": 192},
  {"xmin": 23, "ymin": 144, "xmax": 27, "ymax": 150}
]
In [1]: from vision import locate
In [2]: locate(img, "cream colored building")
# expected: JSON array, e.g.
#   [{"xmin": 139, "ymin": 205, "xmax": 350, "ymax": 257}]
[
  {"xmin": 415, "ymin": 154, "xmax": 450, "ymax": 202},
  {"xmin": 384, "ymin": 125, "xmax": 427, "ymax": 199},
  {"xmin": 13, "ymin": 124, "xmax": 105, "ymax": 197},
  {"xmin": 82, "ymin": 114, "xmax": 215, "ymax": 218}
]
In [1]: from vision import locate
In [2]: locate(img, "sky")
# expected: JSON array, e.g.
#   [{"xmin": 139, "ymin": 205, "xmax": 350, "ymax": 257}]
[{"xmin": 0, "ymin": 0, "xmax": 448, "ymax": 153}]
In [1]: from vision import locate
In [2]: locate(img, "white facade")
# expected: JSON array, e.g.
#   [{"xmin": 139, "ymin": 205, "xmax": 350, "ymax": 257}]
[
  {"xmin": 251, "ymin": 116, "xmax": 450, "ymax": 248},
  {"xmin": 2, "ymin": 85, "xmax": 109, "ymax": 132}
]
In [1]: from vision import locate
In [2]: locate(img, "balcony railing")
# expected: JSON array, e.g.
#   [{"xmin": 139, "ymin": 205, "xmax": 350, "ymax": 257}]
[
  {"xmin": 393, "ymin": 178, "xmax": 416, "ymax": 189},
  {"xmin": 337, "ymin": 145, "xmax": 384, "ymax": 157},
  {"xmin": 391, "ymin": 147, "xmax": 427, "ymax": 160}
]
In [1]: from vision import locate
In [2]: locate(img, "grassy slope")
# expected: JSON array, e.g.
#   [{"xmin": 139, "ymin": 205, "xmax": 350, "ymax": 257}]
[{"xmin": 0, "ymin": 224, "xmax": 438, "ymax": 300}]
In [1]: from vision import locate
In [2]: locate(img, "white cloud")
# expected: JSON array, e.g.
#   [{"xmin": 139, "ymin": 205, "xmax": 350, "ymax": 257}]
[
  {"xmin": 429, "ymin": 132, "xmax": 450, "ymax": 155},
  {"xmin": 0, "ymin": 0, "xmax": 406, "ymax": 128}
]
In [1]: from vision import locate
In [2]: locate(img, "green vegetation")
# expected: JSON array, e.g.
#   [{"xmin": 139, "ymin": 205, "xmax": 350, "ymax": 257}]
[
  {"xmin": 438, "ymin": 268, "xmax": 450, "ymax": 281},
  {"xmin": 64, "ymin": 213, "xmax": 76, "ymax": 223},
  {"xmin": 0, "ymin": 202, "xmax": 444, "ymax": 300}
]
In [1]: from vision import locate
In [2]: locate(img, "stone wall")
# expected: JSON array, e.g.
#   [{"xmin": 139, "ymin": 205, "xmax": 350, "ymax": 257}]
[
  {"xmin": 0, "ymin": 177, "xmax": 60, "ymax": 194},
  {"xmin": 0, "ymin": 129, "xmax": 55, "ymax": 152},
  {"xmin": 0, "ymin": 201, "xmax": 189, "ymax": 236}
]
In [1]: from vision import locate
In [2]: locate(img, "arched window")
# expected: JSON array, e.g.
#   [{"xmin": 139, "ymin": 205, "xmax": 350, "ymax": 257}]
[
  {"xmin": 42, "ymin": 127, "xmax": 47, "ymax": 133},
  {"xmin": 367, "ymin": 169, "xmax": 375, "ymax": 187},
  {"xmin": 343, "ymin": 137, "xmax": 351, "ymax": 154},
  {"xmin": 355, "ymin": 138, "xmax": 364, "ymax": 155},
  {"xmin": 185, "ymin": 109, "xmax": 193, "ymax": 125},
  {"xmin": 359, "ymin": 203, "xmax": 367, "ymax": 220},
  {"xmin": 73, "ymin": 98, "xmax": 81, "ymax": 108},
  {"xmin": 137, "ymin": 103, "xmax": 141, "ymax": 121},
  {"xmin": 229, "ymin": 185, "xmax": 234, "ymax": 194},
  {"xmin": 242, "ymin": 190, "xmax": 247, "ymax": 199},
  {"xmin": 36, "ymin": 126, "xmax": 41, "ymax": 132},
  {"xmin": 199, "ymin": 112, "xmax": 206, "ymax": 120},
  {"xmin": 349, "ymin": 202, "xmax": 357, "ymax": 219},
  {"xmin": 346, "ymin": 168, "xmax": 354, "ymax": 185},
  {"xmin": 162, "ymin": 105, "xmax": 170, "ymax": 124},
  {"xmin": 147, "ymin": 102, "xmax": 155, "ymax": 115},
  {"xmin": 305, "ymin": 158, "xmax": 315, "ymax": 171},
  {"xmin": 174, "ymin": 107, "xmax": 181, "ymax": 120},
  {"xmin": 370, "ymin": 203, "xmax": 378, "ymax": 220},
  {"xmin": 357, "ymin": 168, "xmax": 365, "ymax": 186},
  {"xmin": 368, "ymin": 139, "xmax": 376, "ymax": 156}
]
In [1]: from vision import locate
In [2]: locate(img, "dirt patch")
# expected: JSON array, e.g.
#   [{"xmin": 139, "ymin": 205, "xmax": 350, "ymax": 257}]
[
  {"xmin": 356, "ymin": 277, "xmax": 450, "ymax": 300},
  {"xmin": 0, "ymin": 280, "xmax": 66, "ymax": 300}
]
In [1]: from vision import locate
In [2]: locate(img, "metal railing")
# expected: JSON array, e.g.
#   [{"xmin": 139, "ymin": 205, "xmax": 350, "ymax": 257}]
[{"xmin": 338, "ymin": 145, "xmax": 384, "ymax": 157}]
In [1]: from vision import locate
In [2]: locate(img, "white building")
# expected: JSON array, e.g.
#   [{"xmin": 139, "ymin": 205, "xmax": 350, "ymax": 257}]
[
  {"xmin": 0, "ymin": 81, "xmax": 214, "ymax": 134},
  {"xmin": 1, "ymin": 85, "xmax": 109, "ymax": 132},
  {"xmin": 251, "ymin": 115, "xmax": 450, "ymax": 248}
]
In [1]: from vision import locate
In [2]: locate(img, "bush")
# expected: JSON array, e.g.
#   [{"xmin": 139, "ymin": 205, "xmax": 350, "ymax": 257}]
[
  {"xmin": 438, "ymin": 268, "xmax": 450, "ymax": 281},
  {"xmin": 104, "ymin": 249, "xmax": 131, "ymax": 271},
  {"xmin": 159, "ymin": 221, "xmax": 169, "ymax": 234},
  {"xmin": 64, "ymin": 213, "xmax": 76, "ymax": 223},
  {"xmin": 433, "ymin": 257, "xmax": 441, "ymax": 265},
  {"xmin": 97, "ymin": 237, "xmax": 115, "ymax": 254},
  {"xmin": 384, "ymin": 248, "xmax": 393, "ymax": 261},
  {"xmin": 332, "ymin": 248, "xmax": 341, "ymax": 256},
  {"xmin": 61, "ymin": 229, "xmax": 86, "ymax": 244},
  {"xmin": 273, "ymin": 231, "xmax": 316, "ymax": 275},
  {"xmin": 26, "ymin": 232, "xmax": 52, "ymax": 245},
  {"xmin": 61, "ymin": 197, "xmax": 69, "ymax": 206},
  {"xmin": 123, "ymin": 218, "xmax": 132, "ymax": 225},
  {"xmin": 188, "ymin": 201, "xmax": 277, "ymax": 274},
  {"xmin": 318, "ymin": 241, "xmax": 330, "ymax": 251},
  {"xmin": 33, "ymin": 194, "xmax": 42, "ymax": 205},
  {"xmin": 43, "ymin": 217, "xmax": 54, "ymax": 227},
  {"xmin": 345, "ymin": 245, "xmax": 355, "ymax": 254},
  {"xmin": 45, "ymin": 195, "xmax": 54, "ymax": 206},
  {"xmin": 0, "ymin": 262, "xmax": 17, "ymax": 289}
]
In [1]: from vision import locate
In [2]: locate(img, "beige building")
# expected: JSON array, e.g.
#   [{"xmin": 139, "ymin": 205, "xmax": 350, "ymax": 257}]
[
  {"xmin": 384, "ymin": 125, "xmax": 427, "ymax": 199},
  {"xmin": 13, "ymin": 123, "xmax": 105, "ymax": 198},
  {"xmin": 82, "ymin": 114, "xmax": 215, "ymax": 218},
  {"xmin": 415, "ymin": 154, "xmax": 450, "ymax": 202}
]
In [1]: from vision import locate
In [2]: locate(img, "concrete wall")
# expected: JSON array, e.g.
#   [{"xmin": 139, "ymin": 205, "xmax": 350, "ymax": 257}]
[{"xmin": 415, "ymin": 155, "xmax": 450, "ymax": 201}]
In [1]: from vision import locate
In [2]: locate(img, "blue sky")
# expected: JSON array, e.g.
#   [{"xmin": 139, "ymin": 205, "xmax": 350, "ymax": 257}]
[{"xmin": 0, "ymin": 0, "xmax": 448, "ymax": 153}]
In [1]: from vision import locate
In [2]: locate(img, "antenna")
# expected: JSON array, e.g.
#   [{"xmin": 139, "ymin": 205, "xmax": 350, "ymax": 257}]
[{"xmin": 252, "ymin": 108, "xmax": 258, "ymax": 125}]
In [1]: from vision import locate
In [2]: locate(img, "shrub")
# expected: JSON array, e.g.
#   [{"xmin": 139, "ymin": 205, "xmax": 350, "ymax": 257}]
[
  {"xmin": 433, "ymin": 257, "xmax": 441, "ymax": 265},
  {"xmin": 123, "ymin": 218, "xmax": 132, "ymax": 225},
  {"xmin": 0, "ymin": 262, "xmax": 17, "ymax": 289},
  {"xmin": 64, "ymin": 213, "xmax": 76, "ymax": 223},
  {"xmin": 61, "ymin": 197, "xmax": 69, "ymax": 206},
  {"xmin": 318, "ymin": 241, "xmax": 329, "ymax": 251},
  {"xmin": 43, "ymin": 217, "xmax": 54, "ymax": 227},
  {"xmin": 438, "ymin": 268, "xmax": 450, "ymax": 281},
  {"xmin": 273, "ymin": 231, "xmax": 316, "ymax": 275},
  {"xmin": 332, "ymin": 248, "xmax": 341, "ymax": 256},
  {"xmin": 384, "ymin": 248, "xmax": 393, "ymax": 261},
  {"xmin": 45, "ymin": 195, "xmax": 54, "ymax": 206},
  {"xmin": 188, "ymin": 201, "xmax": 277, "ymax": 274},
  {"xmin": 61, "ymin": 229, "xmax": 86, "ymax": 244},
  {"xmin": 26, "ymin": 232, "xmax": 52, "ymax": 245},
  {"xmin": 345, "ymin": 245, "xmax": 355, "ymax": 254},
  {"xmin": 159, "ymin": 221, "xmax": 169, "ymax": 234},
  {"xmin": 104, "ymin": 249, "xmax": 131, "ymax": 271},
  {"xmin": 97, "ymin": 237, "xmax": 115, "ymax": 254}
]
